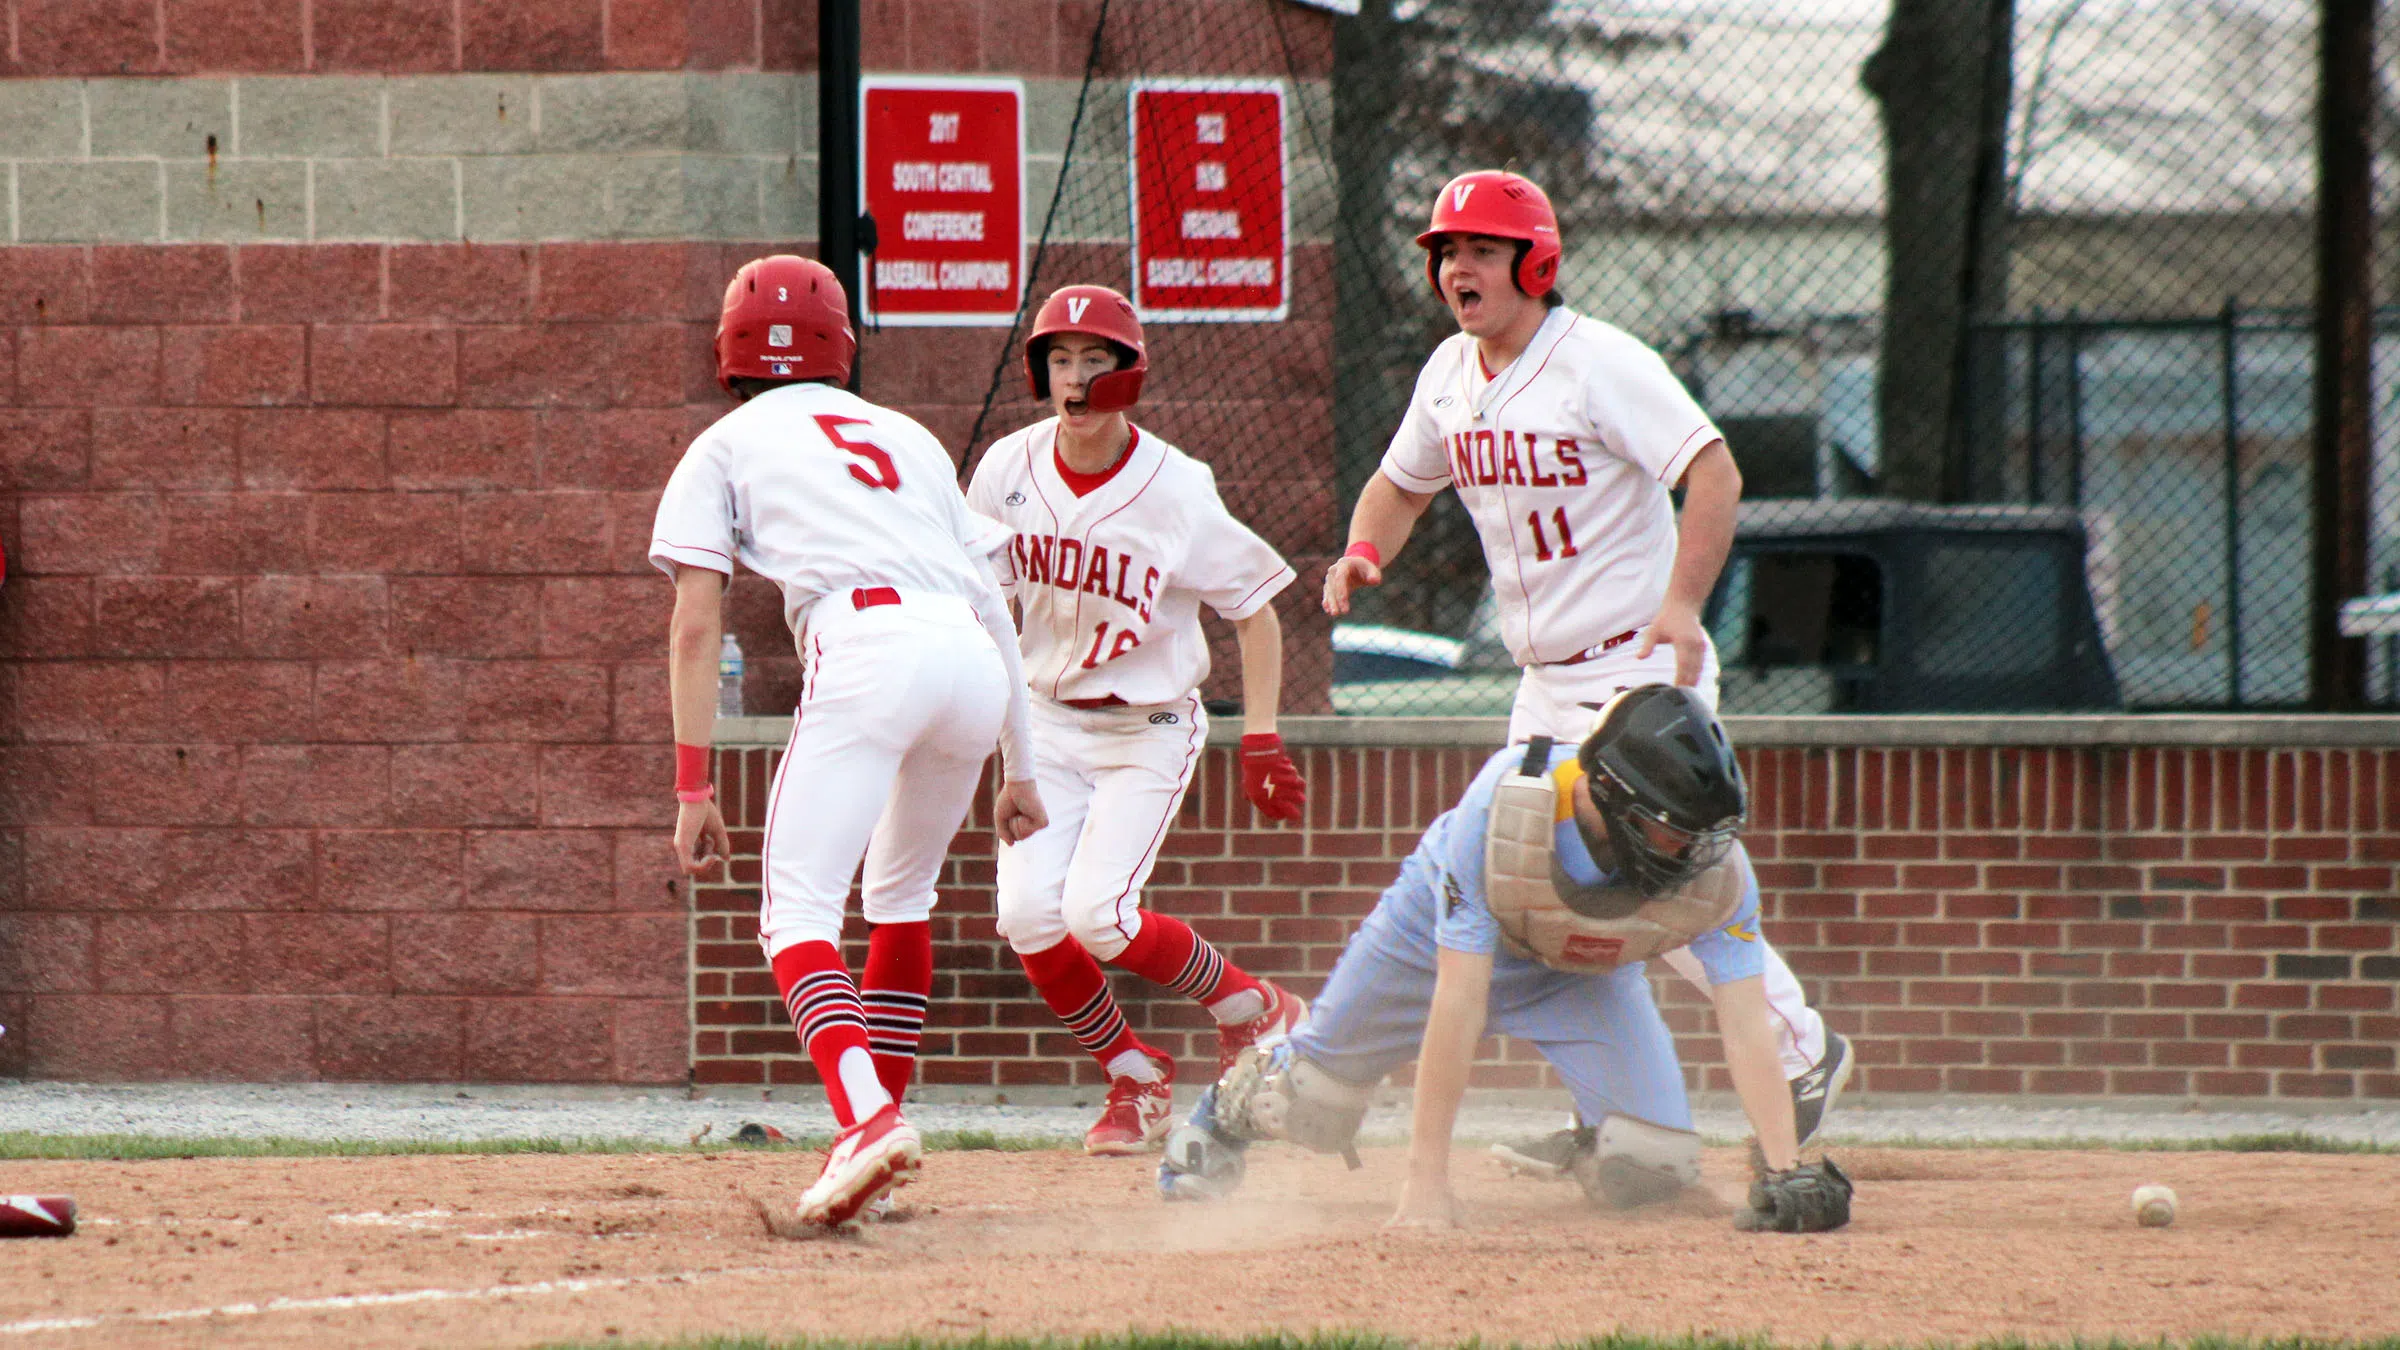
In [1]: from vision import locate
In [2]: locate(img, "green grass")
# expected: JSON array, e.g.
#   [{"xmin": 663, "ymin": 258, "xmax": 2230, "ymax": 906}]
[
  {"xmin": 531, "ymin": 1333, "xmax": 2400, "ymax": 1350},
  {"xmin": 0, "ymin": 1128, "xmax": 1063, "ymax": 1161},
  {"xmin": 1804, "ymin": 1131, "xmax": 2397, "ymax": 1155}
]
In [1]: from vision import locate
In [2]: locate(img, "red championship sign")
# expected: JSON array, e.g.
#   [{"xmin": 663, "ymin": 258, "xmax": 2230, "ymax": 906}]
[
  {"xmin": 1129, "ymin": 80, "xmax": 1288, "ymax": 322},
  {"xmin": 861, "ymin": 76, "xmax": 1024, "ymax": 326}
]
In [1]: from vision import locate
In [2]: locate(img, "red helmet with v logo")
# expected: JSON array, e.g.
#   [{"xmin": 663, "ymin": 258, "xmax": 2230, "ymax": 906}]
[
  {"xmin": 1024, "ymin": 284, "xmax": 1148, "ymax": 411},
  {"xmin": 1415, "ymin": 170, "xmax": 1562, "ymax": 299}
]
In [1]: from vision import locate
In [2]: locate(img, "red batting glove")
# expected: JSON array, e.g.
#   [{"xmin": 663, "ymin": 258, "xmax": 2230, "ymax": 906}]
[{"xmin": 1239, "ymin": 733, "xmax": 1307, "ymax": 823}]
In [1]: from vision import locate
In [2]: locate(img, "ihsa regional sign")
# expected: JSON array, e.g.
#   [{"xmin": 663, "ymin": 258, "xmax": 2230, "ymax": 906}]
[
  {"xmin": 861, "ymin": 76, "xmax": 1025, "ymax": 325},
  {"xmin": 1129, "ymin": 80, "xmax": 1288, "ymax": 322}
]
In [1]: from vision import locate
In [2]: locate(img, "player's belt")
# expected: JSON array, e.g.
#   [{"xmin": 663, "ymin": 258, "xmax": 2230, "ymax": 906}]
[
  {"xmin": 851, "ymin": 586, "xmax": 902, "ymax": 610},
  {"xmin": 1059, "ymin": 695, "xmax": 1129, "ymax": 710},
  {"xmin": 1548, "ymin": 629, "xmax": 1641, "ymax": 666}
]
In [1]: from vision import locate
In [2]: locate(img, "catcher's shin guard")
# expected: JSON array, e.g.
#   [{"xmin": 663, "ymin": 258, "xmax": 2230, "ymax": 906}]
[{"xmin": 1570, "ymin": 1113, "xmax": 1702, "ymax": 1209}]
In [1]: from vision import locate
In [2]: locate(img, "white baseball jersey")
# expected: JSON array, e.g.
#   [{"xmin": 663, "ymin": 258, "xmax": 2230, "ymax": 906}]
[
  {"xmin": 967, "ymin": 420, "xmax": 1294, "ymax": 706},
  {"xmin": 1379, "ymin": 306, "xmax": 1724, "ymax": 666},
  {"xmin": 648, "ymin": 382, "xmax": 1010, "ymax": 630}
]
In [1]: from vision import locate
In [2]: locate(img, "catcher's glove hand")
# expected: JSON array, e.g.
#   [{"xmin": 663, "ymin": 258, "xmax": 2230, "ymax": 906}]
[
  {"xmin": 1735, "ymin": 1158, "xmax": 1852, "ymax": 1233},
  {"xmin": 1156, "ymin": 1087, "xmax": 1249, "ymax": 1202}
]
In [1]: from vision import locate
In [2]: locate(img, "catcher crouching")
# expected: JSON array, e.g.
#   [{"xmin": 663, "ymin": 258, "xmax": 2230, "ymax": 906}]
[{"xmin": 1156, "ymin": 684, "xmax": 1853, "ymax": 1234}]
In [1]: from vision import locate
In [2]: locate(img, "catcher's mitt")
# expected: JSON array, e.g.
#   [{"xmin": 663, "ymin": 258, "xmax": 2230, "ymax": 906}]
[{"xmin": 1735, "ymin": 1158, "xmax": 1853, "ymax": 1233}]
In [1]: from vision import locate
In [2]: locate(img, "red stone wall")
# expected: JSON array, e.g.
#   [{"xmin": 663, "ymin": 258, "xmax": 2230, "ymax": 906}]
[
  {"xmin": 0, "ymin": 0, "xmax": 1323, "ymax": 78},
  {"xmin": 0, "ymin": 241, "xmax": 734, "ymax": 1082},
  {"xmin": 693, "ymin": 741, "xmax": 2400, "ymax": 1102}
]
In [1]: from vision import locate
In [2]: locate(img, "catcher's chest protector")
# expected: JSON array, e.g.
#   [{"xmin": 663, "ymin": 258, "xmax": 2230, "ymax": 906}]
[{"xmin": 1483, "ymin": 740, "xmax": 1746, "ymax": 973}]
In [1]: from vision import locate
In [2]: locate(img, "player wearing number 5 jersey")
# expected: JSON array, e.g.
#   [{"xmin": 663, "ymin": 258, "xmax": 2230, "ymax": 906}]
[
  {"xmin": 651, "ymin": 256, "xmax": 1046, "ymax": 1229},
  {"xmin": 1322, "ymin": 171, "xmax": 1851, "ymax": 1143},
  {"xmin": 968, "ymin": 284, "xmax": 1310, "ymax": 1156}
]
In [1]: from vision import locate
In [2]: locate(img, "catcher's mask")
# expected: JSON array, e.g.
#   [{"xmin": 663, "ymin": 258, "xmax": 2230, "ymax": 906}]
[{"xmin": 1576, "ymin": 684, "xmax": 1745, "ymax": 897}]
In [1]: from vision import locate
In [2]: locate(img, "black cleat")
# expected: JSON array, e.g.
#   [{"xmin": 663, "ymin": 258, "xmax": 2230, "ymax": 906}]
[
  {"xmin": 1491, "ymin": 1123, "xmax": 1595, "ymax": 1179},
  {"xmin": 1790, "ymin": 1031, "xmax": 1854, "ymax": 1147}
]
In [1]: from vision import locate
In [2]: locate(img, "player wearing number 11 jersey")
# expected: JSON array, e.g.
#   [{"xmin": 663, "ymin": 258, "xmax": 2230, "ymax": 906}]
[
  {"xmin": 1322, "ymin": 171, "xmax": 1851, "ymax": 1139},
  {"xmin": 968, "ymin": 284, "xmax": 1309, "ymax": 1157}
]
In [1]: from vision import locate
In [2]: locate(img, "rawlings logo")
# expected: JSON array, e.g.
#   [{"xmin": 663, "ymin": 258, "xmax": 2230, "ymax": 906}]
[
  {"xmin": 1004, "ymin": 490, "xmax": 1026, "ymax": 506},
  {"xmin": 767, "ymin": 324, "xmax": 793, "ymax": 348},
  {"xmin": 1451, "ymin": 184, "xmax": 1474, "ymax": 211},
  {"xmin": 1147, "ymin": 711, "xmax": 1178, "ymax": 725},
  {"xmin": 1559, "ymin": 933, "xmax": 1626, "ymax": 964},
  {"xmin": 1066, "ymin": 296, "xmax": 1091, "ymax": 323}
]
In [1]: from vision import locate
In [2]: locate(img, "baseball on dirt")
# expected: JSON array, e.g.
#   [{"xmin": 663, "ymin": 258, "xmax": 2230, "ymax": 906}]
[{"xmin": 2131, "ymin": 1183, "xmax": 2178, "ymax": 1227}]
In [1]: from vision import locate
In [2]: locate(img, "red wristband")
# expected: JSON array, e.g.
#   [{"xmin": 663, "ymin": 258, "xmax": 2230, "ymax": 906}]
[
  {"xmin": 1343, "ymin": 541, "xmax": 1382, "ymax": 567},
  {"xmin": 675, "ymin": 742, "xmax": 711, "ymax": 796}
]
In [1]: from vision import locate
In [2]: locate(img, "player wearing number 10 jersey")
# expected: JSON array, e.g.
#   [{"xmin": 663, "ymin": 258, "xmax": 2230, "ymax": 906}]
[
  {"xmin": 1322, "ymin": 171, "xmax": 1850, "ymax": 1134},
  {"xmin": 968, "ymin": 284, "xmax": 1310, "ymax": 1157}
]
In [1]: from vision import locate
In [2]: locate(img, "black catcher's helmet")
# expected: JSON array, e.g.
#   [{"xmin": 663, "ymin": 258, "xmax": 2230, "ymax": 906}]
[{"xmin": 1577, "ymin": 684, "xmax": 1747, "ymax": 897}]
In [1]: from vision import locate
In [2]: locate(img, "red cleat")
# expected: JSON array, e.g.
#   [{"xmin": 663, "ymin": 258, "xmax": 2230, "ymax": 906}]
[
  {"xmin": 796, "ymin": 1103, "xmax": 922, "ymax": 1229},
  {"xmin": 1215, "ymin": 982, "xmax": 1307, "ymax": 1077},
  {"xmin": 1083, "ymin": 1054, "xmax": 1177, "ymax": 1156}
]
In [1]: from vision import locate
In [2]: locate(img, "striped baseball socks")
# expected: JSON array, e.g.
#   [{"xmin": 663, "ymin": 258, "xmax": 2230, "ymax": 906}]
[
  {"xmin": 862, "ymin": 920, "xmax": 934, "ymax": 1104},
  {"xmin": 770, "ymin": 940, "xmax": 892, "ymax": 1129},
  {"xmin": 1017, "ymin": 937, "xmax": 1165, "ymax": 1083},
  {"xmin": 1112, "ymin": 912, "xmax": 1267, "ymax": 1025}
]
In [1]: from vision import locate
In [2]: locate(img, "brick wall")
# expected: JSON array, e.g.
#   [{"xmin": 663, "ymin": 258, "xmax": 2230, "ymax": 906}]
[
  {"xmin": 692, "ymin": 726, "xmax": 2400, "ymax": 1102},
  {"xmin": 0, "ymin": 0, "xmax": 1340, "ymax": 1082}
]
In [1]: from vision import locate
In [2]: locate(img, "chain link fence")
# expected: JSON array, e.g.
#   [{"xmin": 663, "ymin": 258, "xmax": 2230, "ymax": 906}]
[{"xmin": 928, "ymin": 0, "xmax": 2396, "ymax": 717}]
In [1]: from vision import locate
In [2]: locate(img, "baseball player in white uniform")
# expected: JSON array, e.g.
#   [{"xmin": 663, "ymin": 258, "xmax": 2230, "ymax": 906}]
[
  {"xmin": 967, "ymin": 284, "xmax": 1311, "ymax": 1155},
  {"xmin": 654, "ymin": 255, "xmax": 1047, "ymax": 1229},
  {"xmin": 1321, "ymin": 171, "xmax": 1852, "ymax": 1161}
]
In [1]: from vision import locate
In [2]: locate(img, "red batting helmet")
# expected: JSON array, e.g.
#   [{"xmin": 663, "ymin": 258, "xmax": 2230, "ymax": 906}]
[
  {"xmin": 1415, "ymin": 170, "xmax": 1562, "ymax": 299},
  {"xmin": 715, "ymin": 255, "xmax": 856, "ymax": 393},
  {"xmin": 1024, "ymin": 284, "xmax": 1147, "ymax": 412}
]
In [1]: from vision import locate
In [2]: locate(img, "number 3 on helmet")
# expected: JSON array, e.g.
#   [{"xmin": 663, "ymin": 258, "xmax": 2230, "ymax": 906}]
[
  {"xmin": 1414, "ymin": 169, "xmax": 1562, "ymax": 300},
  {"xmin": 715, "ymin": 255, "xmax": 856, "ymax": 392}
]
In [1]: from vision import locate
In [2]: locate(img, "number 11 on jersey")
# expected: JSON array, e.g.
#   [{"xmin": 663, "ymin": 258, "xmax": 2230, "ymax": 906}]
[{"xmin": 1526, "ymin": 507, "xmax": 1579, "ymax": 562}]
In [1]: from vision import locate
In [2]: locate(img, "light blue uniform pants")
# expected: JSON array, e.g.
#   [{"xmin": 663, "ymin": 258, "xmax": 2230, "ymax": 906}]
[{"xmin": 1285, "ymin": 852, "xmax": 1694, "ymax": 1129}]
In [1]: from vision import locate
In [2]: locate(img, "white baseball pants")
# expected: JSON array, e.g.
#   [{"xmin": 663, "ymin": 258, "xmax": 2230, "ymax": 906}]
[
  {"xmin": 1508, "ymin": 639, "xmax": 1827, "ymax": 1079},
  {"xmin": 993, "ymin": 693, "xmax": 1207, "ymax": 961},
  {"xmin": 756, "ymin": 590, "xmax": 1011, "ymax": 958}
]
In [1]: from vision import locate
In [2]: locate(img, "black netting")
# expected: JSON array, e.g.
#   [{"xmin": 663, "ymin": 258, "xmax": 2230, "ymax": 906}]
[{"xmin": 888, "ymin": 0, "xmax": 2397, "ymax": 715}]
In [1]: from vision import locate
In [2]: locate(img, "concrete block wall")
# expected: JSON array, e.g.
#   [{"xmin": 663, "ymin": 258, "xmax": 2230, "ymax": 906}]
[
  {"xmin": 693, "ymin": 722, "xmax": 2400, "ymax": 1103},
  {"xmin": 0, "ymin": 0, "xmax": 1344, "ymax": 1082}
]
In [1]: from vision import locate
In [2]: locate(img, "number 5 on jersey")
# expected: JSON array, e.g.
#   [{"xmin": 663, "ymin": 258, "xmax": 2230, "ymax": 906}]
[{"xmin": 814, "ymin": 415, "xmax": 902, "ymax": 490}]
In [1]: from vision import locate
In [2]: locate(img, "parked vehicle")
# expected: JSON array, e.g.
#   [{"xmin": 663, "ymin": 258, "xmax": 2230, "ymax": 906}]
[{"xmin": 1331, "ymin": 500, "xmax": 2122, "ymax": 715}]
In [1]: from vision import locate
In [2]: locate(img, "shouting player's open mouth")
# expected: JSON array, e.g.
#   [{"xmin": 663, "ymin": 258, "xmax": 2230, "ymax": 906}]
[{"xmin": 1449, "ymin": 283, "xmax": 1483, "ymax": 325}]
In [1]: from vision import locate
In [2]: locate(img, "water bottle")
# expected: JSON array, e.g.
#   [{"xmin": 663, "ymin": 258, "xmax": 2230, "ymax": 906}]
[{"xmin": 716, "ymin": 633, "xmax": 745, "ymax": 718}]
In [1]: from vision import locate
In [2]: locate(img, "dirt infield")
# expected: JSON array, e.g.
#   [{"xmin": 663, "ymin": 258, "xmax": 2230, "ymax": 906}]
[{"xmin": 2, "ymin": 1144, "xmax": 2395, "ymax": 1348}]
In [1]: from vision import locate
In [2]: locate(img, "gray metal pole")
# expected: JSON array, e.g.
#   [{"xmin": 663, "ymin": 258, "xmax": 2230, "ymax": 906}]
[
  {"xmin": 2222, "ymin": 298, "xmax": 2244, "ymax": 708},
  {"xmin": 2309, "ymin": 0, "xmax": 2376, "ymax": 709}
]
